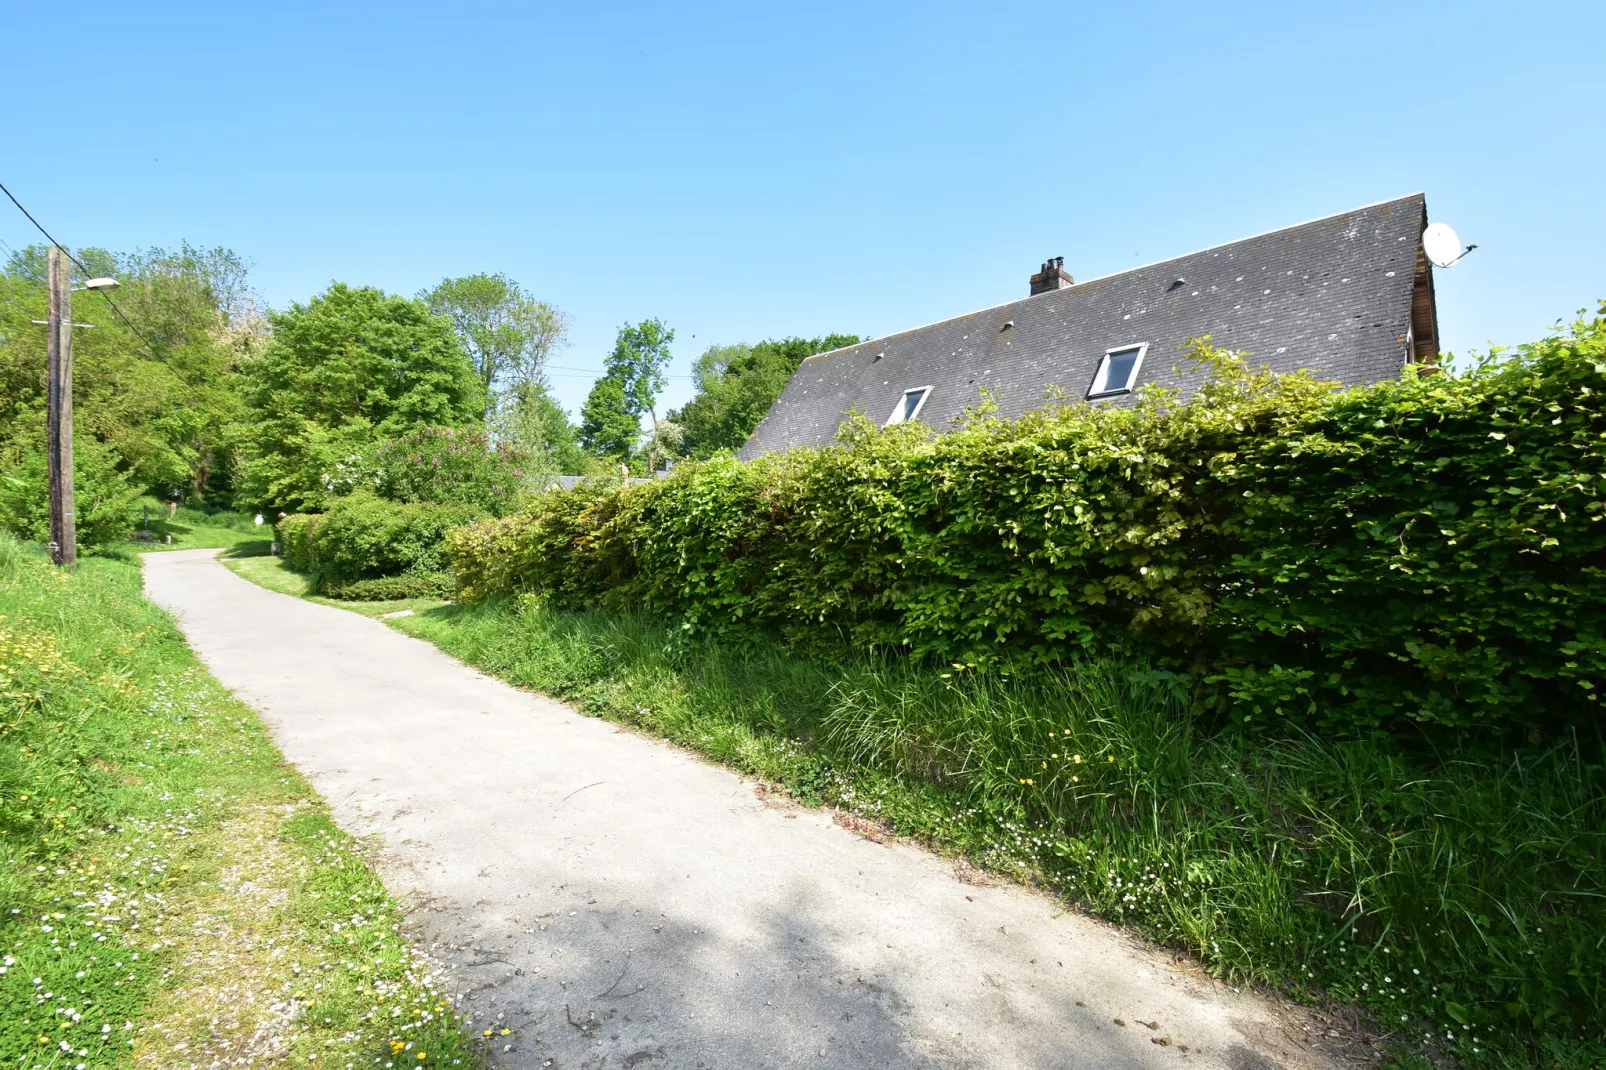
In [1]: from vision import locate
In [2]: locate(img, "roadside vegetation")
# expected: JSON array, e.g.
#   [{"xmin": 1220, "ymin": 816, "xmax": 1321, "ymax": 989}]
[
  {"xmin": 0, "ymin": 532, "xmax": 477, "ymax": 1067},
  {"xmin": 383, "ymin": 598, "xmax": 1601, "ymax": 1070},
  {"xmin": 408, "ymin": 311, "xmax": 1604, "ymax": 1067}
]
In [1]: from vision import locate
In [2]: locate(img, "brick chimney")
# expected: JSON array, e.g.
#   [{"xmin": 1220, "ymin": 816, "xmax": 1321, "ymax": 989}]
[{"xmin": 1029, "ymin": 256, "xmax": 1073, "ymax": 296}]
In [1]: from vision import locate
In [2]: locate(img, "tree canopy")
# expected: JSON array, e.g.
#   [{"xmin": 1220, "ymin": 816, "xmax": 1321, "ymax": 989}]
[
  {"xmin": 0, "ymin": 242, "xmax": 258, "ymax": 500},
  {"xmin": 578, "ymin": 319, "xmax": 676, "ymax": 464},
  {"xmin": 578, "ymin": 376, "xmax": 638, "ymax": 461},
  {"xmin": 673, "ymin": 333, "xmax": 859, "ymax": 458},
  {"xmin": 234, "ymin": 283, "xmax": 484, "ymax": 512},
  {"xmin": 420, "ymin": 273, "xmax": 567, "ymax": 412}
]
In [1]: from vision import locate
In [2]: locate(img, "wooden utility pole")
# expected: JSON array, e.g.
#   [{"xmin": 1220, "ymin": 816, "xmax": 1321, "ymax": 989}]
[{"xmin": 46, "ymin": 245, "xmax": 75, "ymax": 567}]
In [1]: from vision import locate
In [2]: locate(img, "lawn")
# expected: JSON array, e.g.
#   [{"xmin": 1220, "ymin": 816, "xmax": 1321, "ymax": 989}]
[
  {"xmin": 0, "ymin": 533, "xmax": 478, "ymax": 1068},
  {"xmin": 127, "ymin": 498, "xmax": 273, "ymax": 557}
]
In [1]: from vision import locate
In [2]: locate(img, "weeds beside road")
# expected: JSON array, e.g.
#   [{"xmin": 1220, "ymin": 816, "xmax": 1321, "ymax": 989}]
[
  {"xmin": 0, "ymin": 534, "xmax": 476, "ymax": 1068},
  {"xmin": 379, "ymin": 596, "xmax": 1603, "ymax": 1070}
]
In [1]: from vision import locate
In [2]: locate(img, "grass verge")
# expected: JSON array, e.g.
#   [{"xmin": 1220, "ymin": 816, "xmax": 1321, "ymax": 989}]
[
  {"xmin": 225, "ymin": 556, "xmax": 448, "ymax": 620},
  {"xmin": 0, "ymin": 533, "xmax": 476, "ymax": 1068},
  {"xmin": 378, "ymin": 596, "xmax": 1603, "ymax": 1070},
  {"xmin": 129, "ymin": 498, "xmax": 272, "ymax": 556}
]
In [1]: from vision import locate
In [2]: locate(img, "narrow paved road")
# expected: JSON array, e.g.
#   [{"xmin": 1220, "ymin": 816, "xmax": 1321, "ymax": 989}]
[{"xmin": 144, "ymin": 550, "xmax": 1347, "ymax": 1070}]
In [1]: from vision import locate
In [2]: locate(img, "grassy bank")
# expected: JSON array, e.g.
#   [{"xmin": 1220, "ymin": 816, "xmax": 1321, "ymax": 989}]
[
  {"xmin": 0, "ymin": 534, "xmax": 476, "ymax": 1068},
  {"xmin": 130, "ymin": 498, "xmax": 272, "ymax": 556},
  {"xmin": 373, "ymin": 595, "xmax": 1603, "ymax": 1070}
]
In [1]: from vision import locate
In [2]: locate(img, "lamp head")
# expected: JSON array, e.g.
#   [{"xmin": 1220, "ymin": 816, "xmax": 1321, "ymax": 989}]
[{"xmin": 81, "ymin": 277, "xmax": 120, "ymax": 292}]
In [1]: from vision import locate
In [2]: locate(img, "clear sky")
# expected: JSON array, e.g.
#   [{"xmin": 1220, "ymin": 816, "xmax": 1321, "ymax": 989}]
[{"xmin": 2, "ymin": 0, "xmax": 1600, "ymax": 417}]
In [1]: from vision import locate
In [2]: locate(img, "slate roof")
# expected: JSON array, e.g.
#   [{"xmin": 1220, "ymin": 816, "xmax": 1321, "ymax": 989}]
[{"xmin": 740, "ymin": 194, "xmax": 1433, "ymax": 458}]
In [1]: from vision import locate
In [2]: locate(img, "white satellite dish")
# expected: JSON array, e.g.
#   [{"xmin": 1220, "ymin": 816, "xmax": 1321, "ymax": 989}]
[{"xmin": 1423, "ymin": 221, "xmax": 1471, "ymax": 268}]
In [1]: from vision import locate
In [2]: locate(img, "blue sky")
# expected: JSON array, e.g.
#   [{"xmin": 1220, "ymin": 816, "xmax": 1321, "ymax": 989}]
[{"xmin": 2, "ymin": 1, "xmax": 1600, "ymax": 417}]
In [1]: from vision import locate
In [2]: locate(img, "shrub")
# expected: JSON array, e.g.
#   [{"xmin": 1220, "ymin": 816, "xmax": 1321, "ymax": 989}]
[
  {"xmin": 448, "ymin": 309, "xmax": 1606, "ymax": 736},
  {"xmin": 0, "ymin": 433, "xmax": 140, "ymax": 550},
  {"xmin": 320, "ymin": 426, "xmax": 527, "ymax": 515},
  {"xmin": 320, "ymin": 571, "xmax": 455, "ymax": 601},
  {"xmin": 276, "ymin": 513, "xmax": 320, "ymax": 572},
  {"xmin": 278, "ymin": 493, "xmax": 483, "ymax": 590}
]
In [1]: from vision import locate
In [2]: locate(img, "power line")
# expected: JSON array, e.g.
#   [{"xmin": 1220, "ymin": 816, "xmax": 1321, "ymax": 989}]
[
  {"xmin": 0, "ymin": 176, "xmax": 164, "ymax": 357},
  {"xmin": 0, "ymin": 179, "xmax": 87, "ymax": 273}
]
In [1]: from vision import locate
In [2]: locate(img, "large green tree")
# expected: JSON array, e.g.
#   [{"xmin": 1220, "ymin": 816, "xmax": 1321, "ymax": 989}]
[
  {"xmin": 0, "ymin": 242, "xmax": 257, "ymax": 499},
  {"xmin": 235, "ymin": 283, "xmax": 483, "ymax": 512},
  {"xmin": 420, "ymin": 273, "xmax": 567, "ymax": 413},
  {"xmin": 499, "ymin": 383, "xmax": 590, "ymax": 477},
  {"xmin": 578, "ymin": 319, "xmax": 675, "ymax": 464},
  {"xmin": 578, "ymin": 376, "xmax": 638, "ymax": 461},
  {"xmin": 673, "ymin": 334, "xmax": 859, "ymax": 458}
]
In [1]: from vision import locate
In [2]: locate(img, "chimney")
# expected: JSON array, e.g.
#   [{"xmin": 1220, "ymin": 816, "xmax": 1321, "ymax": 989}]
[{"xmin": 1029, "ymin": 256, "xmax": 1073, "ymax": 296}]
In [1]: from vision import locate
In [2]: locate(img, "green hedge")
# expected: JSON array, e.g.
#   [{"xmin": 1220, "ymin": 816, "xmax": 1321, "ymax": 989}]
[
  {"xmin": 276, "ymin": 493, "xmax": 484, "ymax": 592},
  {"xmin": 320, "ymin": 571, "xmax": 455, "ymax": 601},
  {"xmin": 277, "ymin": 512, "xmax": 320, "ymax": 572},
  {"xmin": 448, "ymin": 312, "xmax": 1606, "ymax": 735}
]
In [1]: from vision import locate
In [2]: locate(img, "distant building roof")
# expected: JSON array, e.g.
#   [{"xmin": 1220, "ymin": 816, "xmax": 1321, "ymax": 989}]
[{"xmin": 741, "ymin": 194, "xmax": 1439, "ymax": 458}]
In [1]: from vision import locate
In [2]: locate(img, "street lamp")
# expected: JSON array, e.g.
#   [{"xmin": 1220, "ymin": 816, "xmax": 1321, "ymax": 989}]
[{"xmin": 78, "ymin": 277, "xmax": 119, "ymax": 293}]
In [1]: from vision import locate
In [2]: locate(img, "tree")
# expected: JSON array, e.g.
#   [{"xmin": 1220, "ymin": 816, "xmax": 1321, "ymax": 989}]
[
  {"xmin": 578, "ymin": 319, "xmax": 676, "ymax": 466},
  {"xmin": 0, "ymin": 242, "xmax": 257, "ymax": 500},
  {"xmin": 235, "ymin": 283, "xmax": 483, "ymax": 512},
  {"xmin": 674, "ymin": 333, "xmax": 859, "ymax": 458},
  {"xmin": 578, "ymin": 376, "xmax": 639, "ymax": 461},
  {"xmin": 421, "ymin": 273, "xmax": 567, "ymax": 412},
  {"xmin": 499, "ymin": 383, "xmax": 590, "ymax": 477},
  {"xmin": 0, "ymin": 426, "xmax": 140, "ymax": 549}
]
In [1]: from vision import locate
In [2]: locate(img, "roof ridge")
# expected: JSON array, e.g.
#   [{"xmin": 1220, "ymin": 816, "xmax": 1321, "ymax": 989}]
[{"xmin": 798, "ymin": 193, "xmax": 1426, "ymax": 365}]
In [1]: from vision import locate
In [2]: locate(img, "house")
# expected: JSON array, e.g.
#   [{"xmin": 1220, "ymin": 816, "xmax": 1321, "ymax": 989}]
[{"xmin": 739, "ymin": 194, "xmax": 1440, "ymax": 457}]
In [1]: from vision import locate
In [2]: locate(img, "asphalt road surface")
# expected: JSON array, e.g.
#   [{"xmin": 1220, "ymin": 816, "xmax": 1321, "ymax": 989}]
[{"xmin": 143, "ymin": 549, "xmax": 1353, "ymax": 1070}]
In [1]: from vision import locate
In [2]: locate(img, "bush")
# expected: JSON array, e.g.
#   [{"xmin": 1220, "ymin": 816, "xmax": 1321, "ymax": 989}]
[
  {"xmin": 276, "ymin": 512, "xmax": 320, "ymax": 572},
  {"xmin": 448, "ymin": 309, "xmax": 1606, "ymax": 736},
  {"xmin": 277, "ymin": 493, "xmax": 482, "ymax": 591},
  {"xmin": 320, "ymin": 571, "xmax": 455, "ymax": 601},
  {"xmin": 319, "ymin": 426, "xmax": 527, "ymax": 515},
  {"xmin": 0, "ymin": 433, "xmax": 140, "ymax": 550}
]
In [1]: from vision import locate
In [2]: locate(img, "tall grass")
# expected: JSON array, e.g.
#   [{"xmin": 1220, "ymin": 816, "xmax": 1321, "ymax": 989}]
[{"xmin": 395, "ymin": 596, "xmax": 1605, "ymax": 1068}]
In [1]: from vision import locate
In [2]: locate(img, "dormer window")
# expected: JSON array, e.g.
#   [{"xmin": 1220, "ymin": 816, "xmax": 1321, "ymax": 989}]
[
  {"xmin": 885, "ymin": 386, "xmax": 932, "ymax": 426},
  {"xmin": 1087, "ymin": 344, "xmax": 1147, "ymax": 399}
]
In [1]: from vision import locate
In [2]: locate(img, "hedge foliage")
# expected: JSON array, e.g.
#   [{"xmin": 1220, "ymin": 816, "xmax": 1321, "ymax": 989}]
[
  {"xmin": 447, "ymin": 312, "xmax": 1606, "ymax": 734},
  {"xmin": 319, "ymin": 571, "xmax": 456, "ymax": 601},
  {"xmin": 276, "ymin": 493, "xmax": 484, "ymax": 591},
  {"xmin": 320, "ymin": 425, "xmax": 529, "ymax": 515}
]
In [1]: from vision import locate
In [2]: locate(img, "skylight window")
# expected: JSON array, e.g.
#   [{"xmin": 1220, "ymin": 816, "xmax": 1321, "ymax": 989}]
[
  {"xmin": 885, "ymin": 386, "xmax": 932, "ymax": 426},
  {"xmin": 1087, "ymin": 344, "xmax": 1147, "ymax": 398}
]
